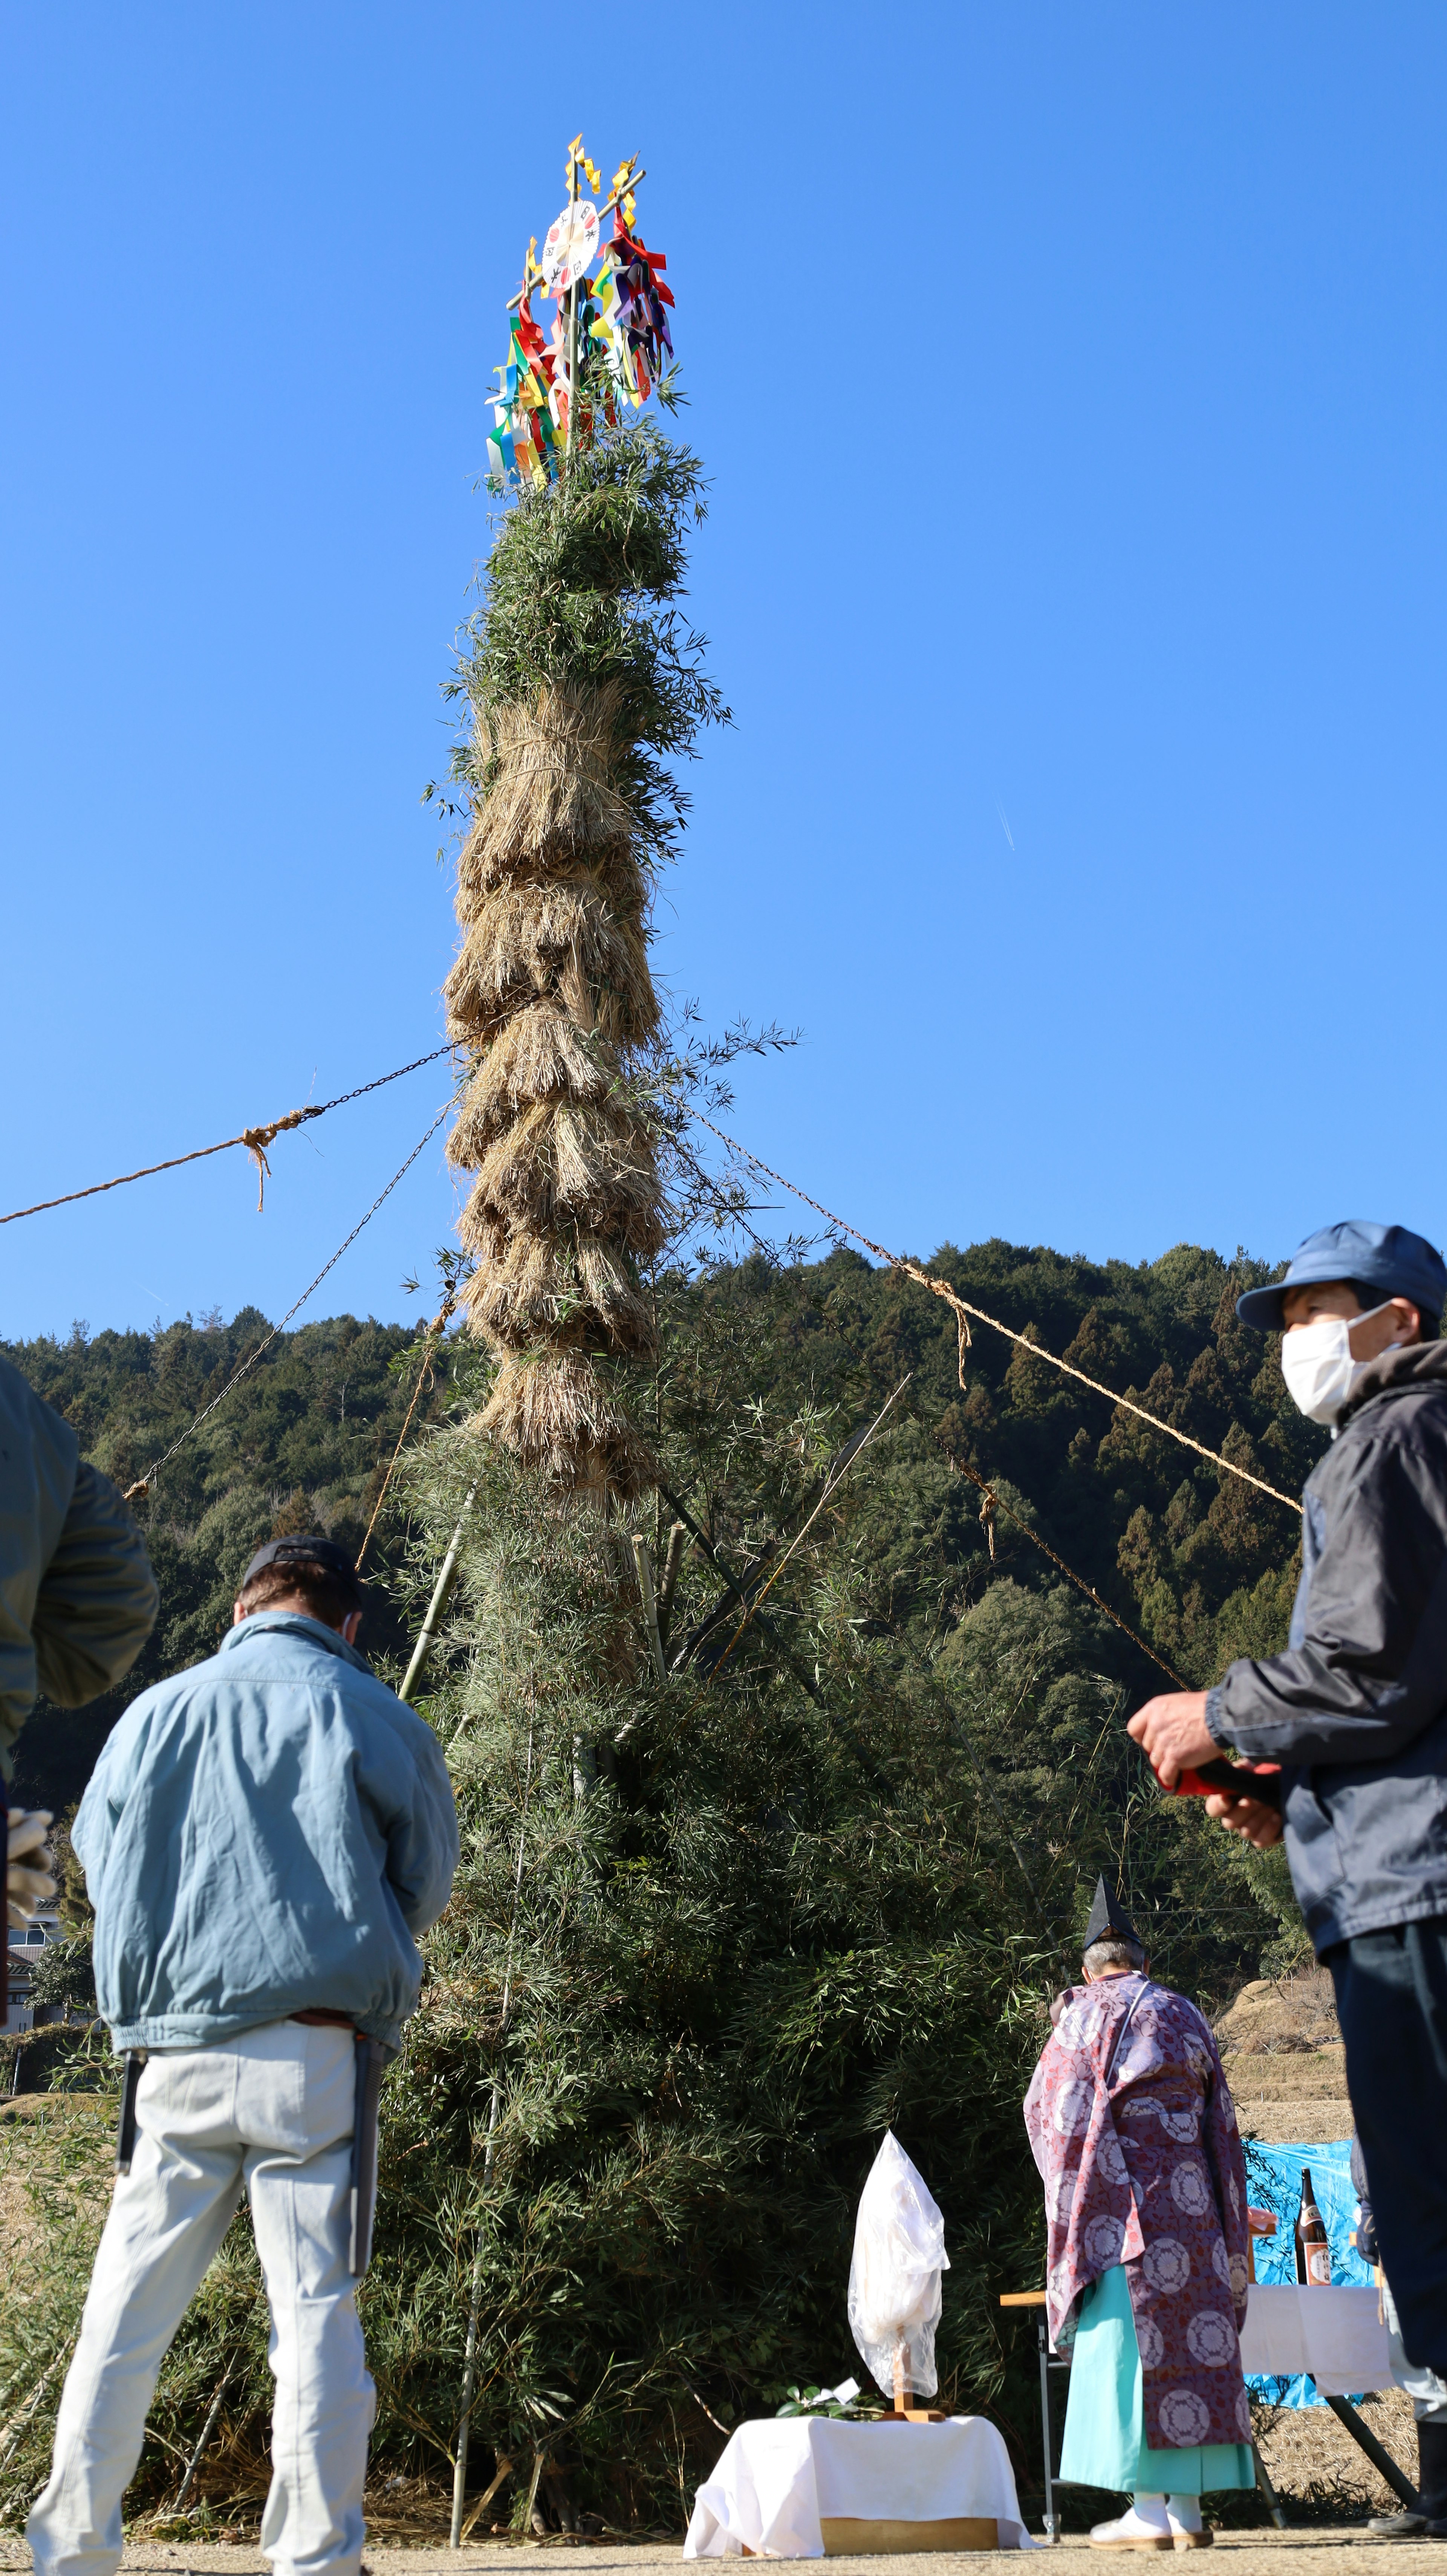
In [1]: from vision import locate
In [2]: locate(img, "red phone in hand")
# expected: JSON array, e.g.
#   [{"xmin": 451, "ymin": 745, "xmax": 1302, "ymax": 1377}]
[{"xmin": 1158, "ymin": 1755, "xmax": 1283, "ymax": 1812}]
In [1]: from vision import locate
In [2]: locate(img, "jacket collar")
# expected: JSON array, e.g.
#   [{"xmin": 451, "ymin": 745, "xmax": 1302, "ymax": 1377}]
[
  {"xmin": 219, "ymin": 1609, "xmax": 372, "ymax": 1675},
  {"xmin": 1340, "ymin": 1338, "xmax": 1447, "ymax": 1426}
]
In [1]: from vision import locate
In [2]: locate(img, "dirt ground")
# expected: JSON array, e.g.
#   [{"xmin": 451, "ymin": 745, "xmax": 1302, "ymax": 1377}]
[
  {"xmin": 0, "ymin": 1969, "xmax": 1393, "ymax": 2558},
  {"xmin": 0, "ymin": 2533, "xmax": 1436, "ymax": 2570}
]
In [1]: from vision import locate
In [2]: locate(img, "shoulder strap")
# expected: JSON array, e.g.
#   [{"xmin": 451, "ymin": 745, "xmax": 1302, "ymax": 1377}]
[{"xmin": 1102, "ymin": 1978, "xmax": 1147, "ymax": 2088}]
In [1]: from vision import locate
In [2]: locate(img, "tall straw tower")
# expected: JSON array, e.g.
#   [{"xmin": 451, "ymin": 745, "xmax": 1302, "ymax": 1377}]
[{"xmin": 443, "ymin": 143, "xmax": 715, "ymax": 1503}]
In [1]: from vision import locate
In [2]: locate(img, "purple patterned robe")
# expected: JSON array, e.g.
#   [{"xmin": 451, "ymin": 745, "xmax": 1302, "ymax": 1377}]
[{"xmin": 1023, "ymin": 1971, "xmax": 1251, "ymax": 2454}]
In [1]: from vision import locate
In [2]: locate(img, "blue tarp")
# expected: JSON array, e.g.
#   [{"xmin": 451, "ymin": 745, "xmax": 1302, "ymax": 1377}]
[{"xmin": 1239, "ymin": 2135, "xmax": 1369, "ymax": 2407}]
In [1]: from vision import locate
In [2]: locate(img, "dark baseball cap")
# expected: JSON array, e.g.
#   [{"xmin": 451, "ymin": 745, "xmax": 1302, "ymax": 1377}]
[
  {"xmin": 1236, "ymin": 1221, "xmax": 1447, "ymax": 1332},
  {"xmin": 240, "ymin": 1534, "xmax": 363, "ymax": 1604}
]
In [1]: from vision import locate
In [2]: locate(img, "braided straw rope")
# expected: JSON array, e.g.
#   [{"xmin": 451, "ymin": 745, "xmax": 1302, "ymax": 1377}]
[
  {"xmin": 121, "ymin": 1105, "xmax": 450, "ymax": 1505},
  {"xmin": 694, "ymin": 1115, "xmax": 1298, "ymax": 1515},
  {"xmin": 2, "ymin": 1045, "xmax": 453, "ymax": 1226}
]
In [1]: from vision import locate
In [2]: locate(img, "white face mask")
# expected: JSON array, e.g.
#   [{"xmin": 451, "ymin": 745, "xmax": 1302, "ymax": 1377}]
[{"xmin": 1280, "ymin": 1303, "xmax": 1402, "ymax": 1426}]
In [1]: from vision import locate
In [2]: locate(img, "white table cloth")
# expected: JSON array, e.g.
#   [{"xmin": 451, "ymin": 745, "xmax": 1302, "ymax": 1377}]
[
  {"xmin": 1237, "ymin": 2283, "xmax": 1391, "ymax": 2396},
  {"xmin": 684, "ymin": 2416, "xmax": 1035, "ymax": 2557}
]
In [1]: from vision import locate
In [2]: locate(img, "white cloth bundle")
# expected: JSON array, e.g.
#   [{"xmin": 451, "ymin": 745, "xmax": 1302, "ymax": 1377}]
[
  {"xmin": 847, "ymin": 2130, "xmax": 950, "ymax": 2399},
  {"xmin": 683, "ymin": 2415, "xmax": 1036, "ymax": 2556}
]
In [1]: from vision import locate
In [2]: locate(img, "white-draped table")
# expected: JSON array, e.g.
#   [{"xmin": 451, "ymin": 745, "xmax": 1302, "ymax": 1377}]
[
  {"xmin": 1238, "ymin": 2284, "xmax": 1391, "ymax": 2395},
  {"xmin": 684, "ymin": 2416, "xmax": 1035, "ymax": 2558}
]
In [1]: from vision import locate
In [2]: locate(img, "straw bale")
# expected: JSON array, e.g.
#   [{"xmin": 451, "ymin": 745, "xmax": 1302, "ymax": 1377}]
[
  {"xmin": 458, "ymin": 681, "xmax": 633, "ymax": 897},
  {"xmin": 458, "ymin": 1215, "xmax": 657, "ymax": 1358},
  {"xmin": 448, "ymin": 1006, "xmax": 616, "ymax": 1168},
  {"xmin": 444, "ymin": 882, "xmax": 658, "ymax": 1049},
  {"xmin": 476, "ymin": 1348, "xmax": 656, "ymax": 1500},
  {"xmin": 462, "ymin": 1100, "xmax": 665, "ymax": 1259}
]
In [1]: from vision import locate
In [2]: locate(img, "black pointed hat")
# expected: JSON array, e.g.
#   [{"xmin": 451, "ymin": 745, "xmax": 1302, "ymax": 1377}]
[{"xmin": 1083, "ymin": 1876, "xmax": 1141, "ymax": 1951}]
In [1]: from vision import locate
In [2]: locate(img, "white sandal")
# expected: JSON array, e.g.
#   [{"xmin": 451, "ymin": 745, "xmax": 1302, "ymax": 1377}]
[
  {"xmin": 1089, "ymin": 2502, "xmax": 1174, "ymax": 2550},
  {"xmin": 1165, "ymin": 2497, "xmax": 1213, "ymax": 2551}
]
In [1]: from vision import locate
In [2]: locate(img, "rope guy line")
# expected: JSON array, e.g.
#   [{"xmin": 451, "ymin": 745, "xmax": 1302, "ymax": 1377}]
[
  {"xmin": 693, "ymin": 1116, "xmax": 1299, "ymax": 1516},
  {"xmin": 709, "ymin": 1375, "xmax": 912, "ymax": 1675},
  {"xmin": 122, "ymin": 1105, "xmax": 451, "ymax": 1505},
  {"xmin": 2, "ymin": 1044, "xmax": 454, "ymax": 1226},
  {"xmin": 933, "ymin": 1303, "xmax": 1190, "ymax": 1689},
  {"xmin": 354, "ymin": 1291, "xmax": 459, "ymax": 1575}
]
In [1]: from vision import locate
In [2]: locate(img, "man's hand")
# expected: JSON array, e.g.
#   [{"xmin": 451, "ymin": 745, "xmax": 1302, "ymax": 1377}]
[
  {"xmin": 1204, "ymin": 1789, "xmax": 1284, "ymax": 1850},
  {"xmin": 1126, "ymin": 1690, "xmax": 1217, "ymax": 1789}
]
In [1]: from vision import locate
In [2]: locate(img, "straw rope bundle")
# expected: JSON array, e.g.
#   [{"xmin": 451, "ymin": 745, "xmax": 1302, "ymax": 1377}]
[{"xmin": 447, "ymin": 681, "xmax": 664, "ymax": 1499}]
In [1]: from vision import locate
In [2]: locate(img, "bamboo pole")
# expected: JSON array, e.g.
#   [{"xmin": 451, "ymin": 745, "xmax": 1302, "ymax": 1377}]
[
  {"xmin": 565, "ymin": 147, "xmax": 579, "ymax": 458},
  {"xmin": 399, "ymin": 1487, "xmax": 477, "ymax": 1705},
  {"xmin": 449, "ymin": 1717, "xmax": 535, "ymax": 2547}
]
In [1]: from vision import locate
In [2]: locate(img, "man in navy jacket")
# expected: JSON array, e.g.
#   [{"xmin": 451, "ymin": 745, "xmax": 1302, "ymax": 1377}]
[{"xmin": 1128, "ymin": 1221, "xmax": 1447, "ymax": 2383}]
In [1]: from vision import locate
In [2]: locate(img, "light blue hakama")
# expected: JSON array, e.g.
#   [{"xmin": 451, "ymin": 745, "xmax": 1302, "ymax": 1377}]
[{"xmin": 1059, "ymin": 2267, "xmax": 1255, "ymax": 2496}]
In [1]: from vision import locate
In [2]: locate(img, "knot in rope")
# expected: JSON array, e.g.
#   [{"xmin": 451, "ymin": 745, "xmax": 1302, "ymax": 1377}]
[
  {"xmin": 122, "ymin": 1478, "xmax": 149, "ymax": 1506},
  {"xmin": 240, "ymin": 1107, "xmax": 325, "ymax": 1212}
]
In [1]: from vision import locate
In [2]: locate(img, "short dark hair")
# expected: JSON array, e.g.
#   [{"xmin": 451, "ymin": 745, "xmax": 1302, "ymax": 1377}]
[
  {"xmin": 239, "ymin": 1558, "xmax": 359, "ymax": 1629},
  {"xmin": 1346, "ymin": 1280, "xmax": 1439, "ymax": 1341}
]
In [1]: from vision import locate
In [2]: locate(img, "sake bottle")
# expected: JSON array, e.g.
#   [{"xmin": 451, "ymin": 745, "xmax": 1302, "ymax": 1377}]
[{"xmin": 1296, "ymin": 2168, "xmax": 1331, "ymax": 2286}]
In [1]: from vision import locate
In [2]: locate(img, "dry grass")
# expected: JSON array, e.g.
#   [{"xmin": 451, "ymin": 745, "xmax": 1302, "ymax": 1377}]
[
  {"xmin": 444, "ymin": 882, "xmax": 657, "ymax": 1051},
  {"xmin": 450, "ymin": 1007, "xmax": 616, "ymax": 1164},
  {"xmin": 457, "ymin": 683, "xmax": 634, "ymax": 897},
  {"xmin": 462, "ymin": 1104, "xmax": 665, "ymax": 1256},
  {"xmin": 448, "ymin": 673, "xmax": 665, "ymax": 1502},
  {"xmin": 459, "ymin": 1219, "xmax": 657, "ymax": 1357},
  {"xmin": 1255, "ymin": 2385, "xmax": 1419, "ymax": 2517},
  {"xmin": 1216, "ymin": 1968, "xmax": 1352, "ymax": 2145},
  {"xmin": 476, "ymin": 1350, "xmax": 656, "ymax": 1499}
]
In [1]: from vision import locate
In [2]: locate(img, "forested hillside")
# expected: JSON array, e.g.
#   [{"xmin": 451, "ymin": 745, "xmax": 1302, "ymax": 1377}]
[
  {"xmin": 2, "ymin": 1306, "xmax": 445, "ymax": 1814},
  {"xmin": 713, "ymin": 1232, "xmax": 1322, "ymax": 1686},
  {"xmin": 4, "ymin": 1231, "xmax": 1312, "ymax": 1955},
  {"xmin": 0, "ymin": 1230, "xmax": 1314, "ymax": 2532}
]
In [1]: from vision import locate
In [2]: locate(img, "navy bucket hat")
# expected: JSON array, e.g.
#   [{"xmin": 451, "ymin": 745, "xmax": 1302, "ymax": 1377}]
[{"xmin": 1236, "ymin": 1221, "xmax": 1447, "ymax": 1333}]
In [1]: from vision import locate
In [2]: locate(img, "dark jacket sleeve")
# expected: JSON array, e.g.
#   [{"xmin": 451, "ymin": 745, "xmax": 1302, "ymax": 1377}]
[
  {"xmin": 1208, "ymin": 1431, "xmax": 1447, "ymax": 1767},
  {"xmin": 32, "ymin": 1460, "xmax": 159, "ymax": 1711}
]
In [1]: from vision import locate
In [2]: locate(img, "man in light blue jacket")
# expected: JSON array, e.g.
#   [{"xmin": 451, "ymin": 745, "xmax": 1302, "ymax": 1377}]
[{"xmin": 28, "ymin": 1534, "xmax": 459, "ymax": 2576}]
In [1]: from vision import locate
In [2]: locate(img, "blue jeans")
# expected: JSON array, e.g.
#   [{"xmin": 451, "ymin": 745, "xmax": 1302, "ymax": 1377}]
[{"xmin": 1327, "ymin": 1916, "xmax": 1447, "ymax": 2376}]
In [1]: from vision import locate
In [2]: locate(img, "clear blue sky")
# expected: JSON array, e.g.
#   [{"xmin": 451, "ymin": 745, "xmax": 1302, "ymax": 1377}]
[{"xmin": 4, "ymin": 3, "xmax": 1445, "ymax": 1344}]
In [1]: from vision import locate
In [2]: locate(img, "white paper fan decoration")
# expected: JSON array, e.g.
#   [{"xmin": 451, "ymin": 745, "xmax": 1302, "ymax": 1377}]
[{"xmin": 540, "ymin": 200, "xmax": 599, "ymax": 294}]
